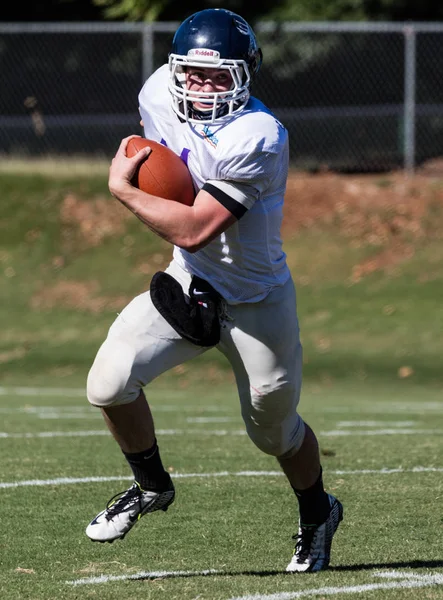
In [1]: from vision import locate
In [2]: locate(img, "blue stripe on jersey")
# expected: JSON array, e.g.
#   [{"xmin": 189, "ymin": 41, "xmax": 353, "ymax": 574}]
[{"xmin": 202, "ymin": 182, "xmax": 248, "ymax": 219}]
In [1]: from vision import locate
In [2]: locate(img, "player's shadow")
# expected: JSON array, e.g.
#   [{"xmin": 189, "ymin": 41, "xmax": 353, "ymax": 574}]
[
  {"xmin": 231, "ymin": 560, "xmax": 443, "ymax": 576},
  {"xmin": 131, "ymin": 560, "xmax": 443, "ymax": 581},
  {"xmin": 328, "ymin": 559, "xmax": 443, "ymax": 572},
  {"xmin": 236, "ymin": 559, "xmax": 443, "ymax": 575}
]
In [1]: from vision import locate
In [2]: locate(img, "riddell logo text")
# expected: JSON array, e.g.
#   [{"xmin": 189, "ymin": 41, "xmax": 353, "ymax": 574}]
[{"xmin": 194, "ymin": 50, "xmax": 215, "ymax": 56}]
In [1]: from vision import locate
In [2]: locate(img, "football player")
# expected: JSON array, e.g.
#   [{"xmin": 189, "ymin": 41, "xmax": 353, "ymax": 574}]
[{"xmin": 85, "ymin": 8, "xmax": 343, "ymax": 573}]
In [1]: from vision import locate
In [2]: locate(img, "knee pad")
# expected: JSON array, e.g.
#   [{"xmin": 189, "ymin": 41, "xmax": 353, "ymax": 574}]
[
  {"xmin": 243, "ymin": 377, "xmax": 304, "ymax": 457},
  {"xmin": 277, "ymin": 416, "xmax": 306, "ymax": 459},
  {"xmin": 86, "ymin": 339, "xmax": 140, "ymax": 408},
  {"xmin": 245, "ymin": 413, "xmax": 305, "ymax": 458}
]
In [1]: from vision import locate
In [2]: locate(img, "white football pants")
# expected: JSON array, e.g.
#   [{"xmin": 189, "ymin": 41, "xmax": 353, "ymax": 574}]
[{"xmin": 87, "ymin": 260, "xmax": 305, "ymax": 458}]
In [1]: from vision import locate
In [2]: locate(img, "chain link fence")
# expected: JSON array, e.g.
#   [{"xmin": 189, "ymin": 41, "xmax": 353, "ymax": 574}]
[{"xmin": 1, "ymin": 21, "xmax": 443, "ymax": 173}]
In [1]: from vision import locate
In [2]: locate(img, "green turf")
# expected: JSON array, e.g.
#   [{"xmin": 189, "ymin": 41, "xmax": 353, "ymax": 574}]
[
  {"xmin": 1, "ymin": 381, "xmax": 443, "ymax": 599},
  {"xmin": 1, "ymin": 170, "xmax": 443, "ymax": 599}
]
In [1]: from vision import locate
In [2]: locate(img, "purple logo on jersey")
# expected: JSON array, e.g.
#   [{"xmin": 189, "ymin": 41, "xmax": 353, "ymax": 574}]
[
  {"xmin": 180, "ymin": 148, "xmax": 190, "ymax": 165},
  {"xmin": 160, "ymin": 138, "xmax": 190, "ymax": 166}
]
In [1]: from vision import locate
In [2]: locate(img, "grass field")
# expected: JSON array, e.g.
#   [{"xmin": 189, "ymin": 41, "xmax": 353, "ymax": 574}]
[{"xmin": 1, "ymin": 168, "xmax": 443, "ymax": 599}]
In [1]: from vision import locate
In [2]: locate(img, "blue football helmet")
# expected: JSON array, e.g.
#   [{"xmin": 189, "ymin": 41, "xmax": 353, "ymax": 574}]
[{"xmin": 168, "ymin": 8, "xmax": 263, "ymax": 124}]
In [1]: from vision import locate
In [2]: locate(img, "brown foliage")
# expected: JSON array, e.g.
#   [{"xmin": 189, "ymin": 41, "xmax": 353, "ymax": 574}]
[
  {"xmin": 31, "ymin": 170, "xmax": 443, "ymax": 313},
  {"xmin": 283, "ymin": 170, "xmax": 443, "ymax": 281}
]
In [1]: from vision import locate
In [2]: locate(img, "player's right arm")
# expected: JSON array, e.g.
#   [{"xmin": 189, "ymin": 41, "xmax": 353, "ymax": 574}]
[{"xmin": 109, "ymin": 136, "xmax": 237, "ymax": 253}]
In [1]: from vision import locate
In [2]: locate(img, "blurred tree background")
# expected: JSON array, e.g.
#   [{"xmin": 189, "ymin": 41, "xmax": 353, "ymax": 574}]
[{"xmin": 1, "ymin": 0, "xmax": 443, "ymax": 23}]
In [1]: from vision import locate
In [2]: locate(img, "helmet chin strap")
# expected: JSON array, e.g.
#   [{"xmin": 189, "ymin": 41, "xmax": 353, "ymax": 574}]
[{"xmin": 189, "ymin": 103, "xmax": 229, "ymax": 121}]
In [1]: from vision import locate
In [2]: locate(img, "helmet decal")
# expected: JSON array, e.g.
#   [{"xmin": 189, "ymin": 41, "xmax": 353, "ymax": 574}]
[{"xmin": 233, "ymin": 18, "xmax": 250, "ymax": 36}]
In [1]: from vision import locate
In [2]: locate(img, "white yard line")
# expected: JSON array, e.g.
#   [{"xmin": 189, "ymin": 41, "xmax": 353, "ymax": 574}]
[
  {"xmin": 0, "ymin": 406, "xmax": 93, "ymax": 413},
  {"xmin": 335, "ymin": 421, "xmax": 416, "ymax": 427},
  {"xmin": 0, "ymin": 386, "xmax": 86, "ymax": 397},
  {"xmin": 2, "ymin": 466, "xmax": 443, "ymax": 489},
  {"xmin": 64, "ymin": 569, "xmax": 443, "ymax": 595},
  {"xmin": 0, "ymin": 429, "xmax": 247, "ymax": 438},
  {"xmin": 227, "ymin": 571, "xmax": 443, "ymax": 600},
  {"xmin": 320, "ymin": 429, "xmax": 443, "ymax": 436},
  {"xmin": 0, "ymin": 404, "xmax": 229, "ymax": 414},
  {"xmin": 0, "ymin": 471, "xmax": 278, "ymax": 489},
  {"xmin": 186, "ymin": 417, "xmax": 237, "ymax": 423},
  {"xmin": 32, "ymin": 414, "xmax": 104, "ymax": 420},
  {"xmin": 2, "ymin": 427, "xmax": 443, "ymax": 439},
  {"xmin": 325, "ymin": 402, "xmax": 443, "ymax": 414},
  {"xmin": 0, "ymin": 430, "xmax": 110, "ymax": 438}
]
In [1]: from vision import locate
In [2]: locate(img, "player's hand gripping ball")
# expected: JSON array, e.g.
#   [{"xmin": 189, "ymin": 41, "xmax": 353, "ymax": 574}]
[{"xmin": 126, "ymin": 137, "xmax": 195, "ymax": 206}]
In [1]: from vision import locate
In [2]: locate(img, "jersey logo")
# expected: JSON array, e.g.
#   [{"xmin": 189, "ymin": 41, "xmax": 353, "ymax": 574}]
[
  {"xmin": 160, "ymin": 138, "xmax": 190, "ymax": 166},
  {"xmin": 200, "ymin": 125, "xmax": 219, "ymax": 148}
]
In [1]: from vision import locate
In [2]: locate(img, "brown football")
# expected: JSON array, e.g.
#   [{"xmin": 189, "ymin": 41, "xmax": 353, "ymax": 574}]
[{"xmin": 126, "ymin": 137, "xmax": 195, "ymax": 206}]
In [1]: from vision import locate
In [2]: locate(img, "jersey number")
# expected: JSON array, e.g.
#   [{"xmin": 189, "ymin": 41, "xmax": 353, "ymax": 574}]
[{"xmin": 160, "ymin": 138, "xmax": 190, "ymax": 167}]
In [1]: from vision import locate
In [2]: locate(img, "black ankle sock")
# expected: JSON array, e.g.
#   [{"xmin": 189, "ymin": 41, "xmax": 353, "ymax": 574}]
[
  {"xmin": 292, "ymin": 468, "xmax": 331, "ymax": 526},
  {"xmin": 123, "ymin": 441, "xmax": 172, "ymax": 492}
]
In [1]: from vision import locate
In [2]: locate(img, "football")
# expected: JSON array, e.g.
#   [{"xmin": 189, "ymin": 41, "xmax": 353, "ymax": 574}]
[{"xmin": 126, "ymin": 137, "xmax": 195, "ymax": 206}]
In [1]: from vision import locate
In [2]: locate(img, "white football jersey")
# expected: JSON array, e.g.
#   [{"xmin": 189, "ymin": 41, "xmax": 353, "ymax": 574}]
[{"xmin": 138, "ymin": 64, "xmax": 291, "ymax": 304}]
